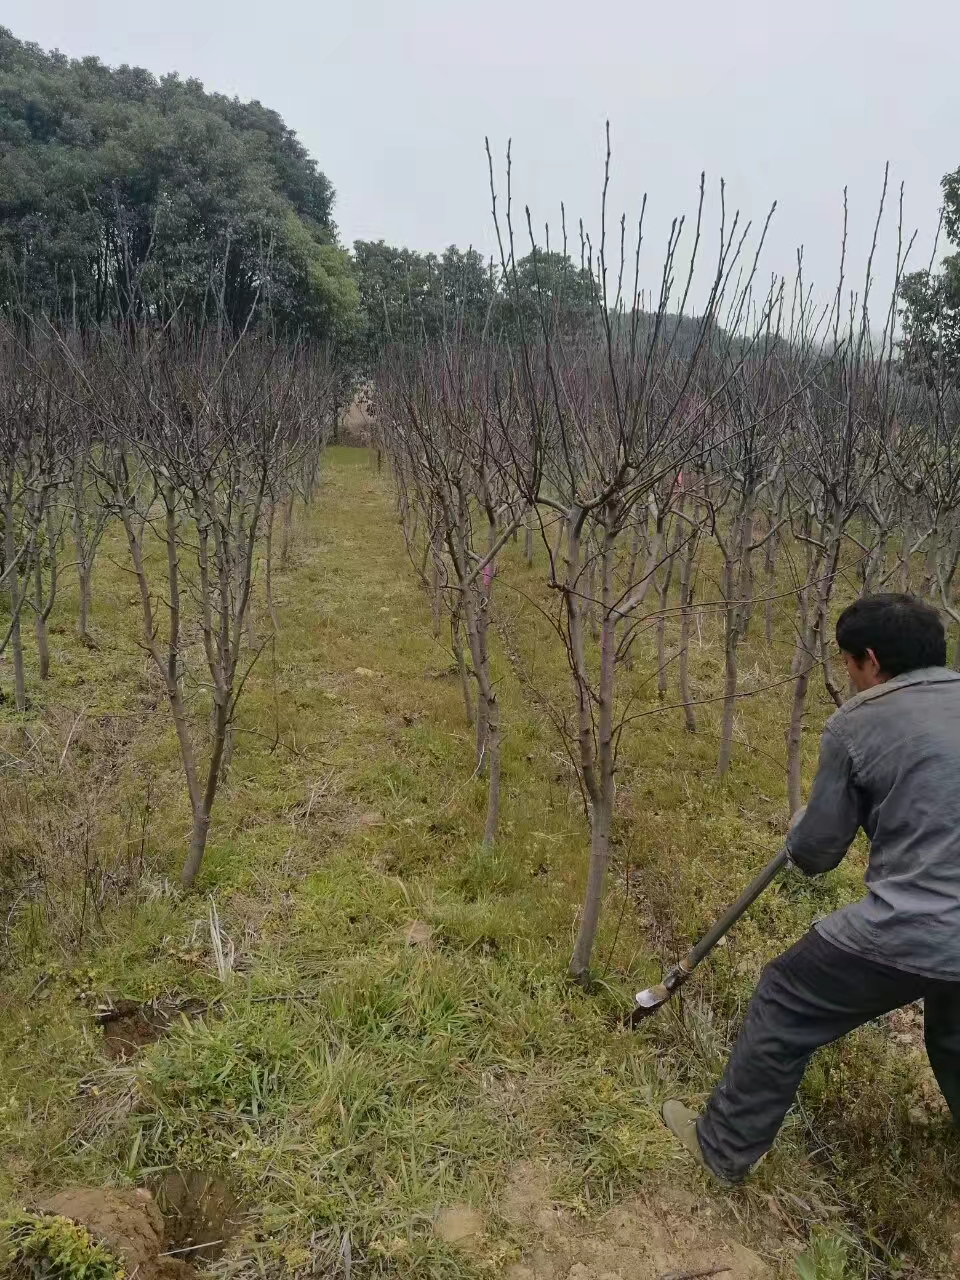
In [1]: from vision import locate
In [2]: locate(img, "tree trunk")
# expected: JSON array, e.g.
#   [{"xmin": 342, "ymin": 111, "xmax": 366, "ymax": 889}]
[
  {"xmin": 264, "ymin": 503, "xmax": 279, "ymax": 632},
  {"xmin": 430, "ymin": 539, "xmax": 443, "ymax": 639},
  {"xmin": 482, "ymin": 677, "xmax": 501, "ymax": 847},
  {"xmin": 77, "ymin": 560, "xmax": 93, "ymax": 643},
  {"xmin": 71, "ymin": 477, "xmax": 104, "ymax": 646},
  {"xmin": 474, "ymin": 670, "xmax": 489, "ymax": 768},
  {"xmin": 786, "ymin": 628, "xmax": 813, "ymax": 817},
  {"xmin": 463, "ymin": 588, "xmax": 498, "ymax": 841},
  {"xmin": 570, "ymin": 788, "xmax": 613, "ymax": 982},
  {"xmin": 764, "ymin": 509, "xmax": 778, "ymax": 645},
  {"xmin": 452, "ymin": 612, "xmax": 474, "ymax": 727},
  {"xmin": 245, "ymin": 594, "xmax": 257, "ymax": 649},
  {"xmin": 678, "ymin": 527, "xmax": 698, "ymax": 733},
  {"xmin": 524, "ymin": 507, "xmax": 534, "ymax": 566},
  {"xmin": 821, "ymin": 618, "xmax": 844, "ymax": 708},
  {"xmin": 626, "ymin": 501, "xmax": 648, "ymax": 583},
  {"xmin": 569, "ymin": 520, "xmax": 616, "ymax": 983},
  {"xmin": 280, "ymin": 490, "xmax": 295, "ymax": 568},
  {"xmin": 740, "ymin": 514, "xmax": 760, "ymax": 638},
  {"xmin": 182, "ymin": 807, "xmax": 212, "ymax": 891},
  {"xmin": 9, "ymin": 610, "xmax": 26, "ymax": 711},
  {"xmin": 120, "ymin": 508, "xmax": 203, "ymax": 816},
  {"xmin": 717, "ymin": 497, "xmax": 756, "ymax": 776},
  {"xmin": 655, "ymin": 509, "xmax": 684, "ymax": 701},
  {"xmin": 34, "ymin": 561, "xmax": 50, "ymax": 681},
  {"xmin": 622, "ymin": 506, "xmax": 664, "ymax": 672},
  {"xmin": 36, "ymin": 504, "xmax": 59, "ymax": 680},
  {"xmin": 448, "ymin": 497, "xmax": 500, "ymax": 842},
  {"xmin": 716, "ymin": 547, "xmax": 741, "ymax": 777},
  {"xmin": 899, "ymin": 522, "xmax": 914, "ymax": 592},
  {"xmin": 716, "ymin": 632, "xmax": 739, "ymax": 775},
  {"xmin": 786, "ymin": 520, "xmax": 840, "ymax": 815},
  {"xmin": 862, "ymin": 527, "xmax": 889, "ymax": 595},
  {"xmin": 921, "ymin": 539, "xmax": 938, "ymax": 600},
  {"xmin": 182, "ymin": 698, "xmax": 230, "ymax": 889},
  {"xmin": 656, "ymin": 609, "xmax": 668, "ymax": 699},
  {"xmin": 4, "ymin": 495, "xmax": 27, "ymax": 711},
  {"xmin": 586, "ymin": 551, "xmax": 599, "ymax": 642}
]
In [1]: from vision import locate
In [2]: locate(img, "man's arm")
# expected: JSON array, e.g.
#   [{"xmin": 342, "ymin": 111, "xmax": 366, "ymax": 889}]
[{"xmin": 786, "ymin": 724, "xmax": 864, "ymax": 875}]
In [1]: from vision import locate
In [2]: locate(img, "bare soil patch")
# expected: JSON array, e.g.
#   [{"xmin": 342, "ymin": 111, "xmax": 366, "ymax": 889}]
[
  {"xmin": 95, "ymin": 997, "xmax": 208, "ymax": 1060},
  {"xmin": 434, "ymin": 1203, "xmax": 485, "ymax": 1246},
  {"xmin": 499, "ymin": 1164, "xmax": 784, "ymax": 1280}
]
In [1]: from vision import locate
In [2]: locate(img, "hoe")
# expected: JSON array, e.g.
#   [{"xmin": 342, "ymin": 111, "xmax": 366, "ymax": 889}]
[{"xmin": 629, "ymin": 846, "xmax": 790, "ymax": 1024}]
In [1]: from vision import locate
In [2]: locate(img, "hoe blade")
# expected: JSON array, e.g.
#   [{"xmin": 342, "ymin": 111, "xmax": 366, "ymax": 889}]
[{"xmin": 621, "ymin": 982, "xmax": 672, "ymax": 1027}]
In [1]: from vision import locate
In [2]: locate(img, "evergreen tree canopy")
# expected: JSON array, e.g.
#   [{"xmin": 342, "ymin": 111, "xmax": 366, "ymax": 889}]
[
  {"xmin": 0, "ymin": 28, "xmax": 359, "ymax": 337},
  {"xmin": 900, "ymin": 166, "xmax": 960, "ymax": 374},
  {"xmin": 352, "ymin": 240, "xmax": 494, "ymax": 353}
]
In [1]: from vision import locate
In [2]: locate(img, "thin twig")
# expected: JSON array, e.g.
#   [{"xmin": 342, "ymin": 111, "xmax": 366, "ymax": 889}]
[
  {"xmin": 659, "ymin": 1267, "xmax": 731, "ymax": 1280},
  {"xmin": 159, "ymin": 1240, "xmax": 224, "ymax": 1258}
]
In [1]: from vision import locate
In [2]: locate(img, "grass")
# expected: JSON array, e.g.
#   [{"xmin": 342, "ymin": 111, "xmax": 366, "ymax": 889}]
[{"xmin": 0, "ymin": 447, "xmax": 957, "ymax": 1278}]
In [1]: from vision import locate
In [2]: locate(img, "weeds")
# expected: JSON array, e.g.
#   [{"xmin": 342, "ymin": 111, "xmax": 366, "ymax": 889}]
[{"xmin": 1, "ymin": 1212, "xmax": 122, "ymax": 1280}]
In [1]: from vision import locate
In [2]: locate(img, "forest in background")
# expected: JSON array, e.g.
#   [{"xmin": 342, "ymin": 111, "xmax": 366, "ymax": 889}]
[
  {"xmin": 1, "ymin": 29, "xmax": 739, "ymax": 362},
  {"xmin": 8, "ymin": 24, "xmax": 960, "ymax": 362}
]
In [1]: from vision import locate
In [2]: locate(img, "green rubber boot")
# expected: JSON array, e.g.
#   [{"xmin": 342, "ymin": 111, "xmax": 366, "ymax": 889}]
[{"xmin": 661, "ymin": 1100, "xmax": 734, "ymax": 1185}]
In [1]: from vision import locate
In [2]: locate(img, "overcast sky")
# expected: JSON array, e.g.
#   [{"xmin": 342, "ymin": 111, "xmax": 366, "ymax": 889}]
[{"xmin": 5, "ymin": 0, "xmax": 959, "ymax": 312}]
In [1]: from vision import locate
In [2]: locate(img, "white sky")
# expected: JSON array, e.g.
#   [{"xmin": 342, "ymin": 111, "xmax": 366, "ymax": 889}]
[{"xmin": 5, "ymin": 0, "xmax": 959, "ymax": 311}]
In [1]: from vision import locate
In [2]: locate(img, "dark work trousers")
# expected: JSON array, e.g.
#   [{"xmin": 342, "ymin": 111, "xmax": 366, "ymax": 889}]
[{"xmin": 696, "ymin": 928, "xmax": 960, "ymax": 1183}]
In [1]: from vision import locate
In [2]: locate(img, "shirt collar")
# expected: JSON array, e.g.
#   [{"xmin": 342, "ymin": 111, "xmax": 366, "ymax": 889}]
[{"xmin": 843, "ymin": 666, "xmax": 960, "ymax": 712}]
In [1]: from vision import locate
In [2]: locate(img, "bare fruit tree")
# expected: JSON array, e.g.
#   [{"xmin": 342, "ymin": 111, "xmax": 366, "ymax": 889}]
[
  {"xmin": 0, "ymin": 331, "xmax": 63, "ymax": 709},
  {"xmin": 781, "ymin": 182, "xmax": 908, "ymax": 814},
  {"xmin": 81, "ymin": 331, "xmax": 326, "ymax": 887},
  {"xmin": 489, "ymin": 142, "xmax": 782, "ymax": 980},
  {"xmin": 68, "ymin": 370, "xmax": 114, "ymax": 647},
  {"xmin": 377, "ymin": 342, "xmax": 524, "ymax": 844}
]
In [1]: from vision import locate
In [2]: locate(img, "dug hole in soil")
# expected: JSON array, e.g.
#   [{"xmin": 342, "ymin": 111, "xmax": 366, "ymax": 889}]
[
  {"xmin": 95, "ymin": 997, "xmax": 208, "ymax": 1061},
  {"xmin": 44, "ymin": 1001, "xmax": 241, "ymax": 1276},
  {"xmin": 36, "ymin": 1175, "xmax": 242, "ymax": 1280}
]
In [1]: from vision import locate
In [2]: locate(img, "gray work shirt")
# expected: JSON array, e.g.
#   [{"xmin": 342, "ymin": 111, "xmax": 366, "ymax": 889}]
[{"xmin": 786, "ymin": 666, "xmax": 960, "ymax": 981}]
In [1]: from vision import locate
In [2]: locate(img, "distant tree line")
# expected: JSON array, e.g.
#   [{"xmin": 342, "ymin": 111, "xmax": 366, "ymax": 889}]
[
  {"xmin": 350, "ymin": 240, "xmax": 606, "ymax": 355},
  {"xmin": 0, "ymin": 29, "xmax": 603, "ymax": 357},
  {"xmin": 0, "ymin": 28, "xmax": 629, "ymax": 360},
  {"xmin": 5, "ymin": 25, "xmax": 959, "ymax": 371}
]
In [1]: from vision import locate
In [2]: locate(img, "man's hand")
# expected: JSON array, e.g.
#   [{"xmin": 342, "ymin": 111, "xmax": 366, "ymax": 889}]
[{"xmin": 785, "ymin": 806, "xmax": 807, "ymax": 870}]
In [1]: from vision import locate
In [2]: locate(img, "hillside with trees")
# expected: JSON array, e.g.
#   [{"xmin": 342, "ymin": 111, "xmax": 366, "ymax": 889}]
[
  {"xmin": 0, "ymin": 29, "xmax": 728, "ymax": 365},
  {"xmin": 0, "ymin": 28, "xmax": 359, "ymax": 336},
  {"xmin": 0, "ymin": 30, "xmax": 602, "ymax": 355}
]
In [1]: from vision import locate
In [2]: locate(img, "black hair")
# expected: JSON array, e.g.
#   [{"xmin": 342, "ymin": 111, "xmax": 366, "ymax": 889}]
[{"xmin": 835, "ymin": 593, "xmax": 947, "ymax": 676}]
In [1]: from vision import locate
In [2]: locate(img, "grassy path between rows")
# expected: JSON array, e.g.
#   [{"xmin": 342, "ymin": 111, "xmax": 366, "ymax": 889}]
[{"xmin": 1, "ymin": 449, "xmax": 957, "ymax": 1278}]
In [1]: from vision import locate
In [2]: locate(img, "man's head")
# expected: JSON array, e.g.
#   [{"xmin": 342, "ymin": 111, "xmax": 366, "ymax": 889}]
[{"xmin": 835, "ymin": 593, "xmax": 947, "ymax": 692}]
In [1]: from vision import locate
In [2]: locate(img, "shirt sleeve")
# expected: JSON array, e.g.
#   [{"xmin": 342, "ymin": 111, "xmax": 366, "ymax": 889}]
[{"xmin": 785, "ymin": 724, "xmax": 863, "ymax": 875}]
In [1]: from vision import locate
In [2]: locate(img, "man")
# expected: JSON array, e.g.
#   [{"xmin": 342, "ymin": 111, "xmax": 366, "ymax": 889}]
[{"xmin": 662, "ymin": 593, "xmax": 960, "ymax": 1184}]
